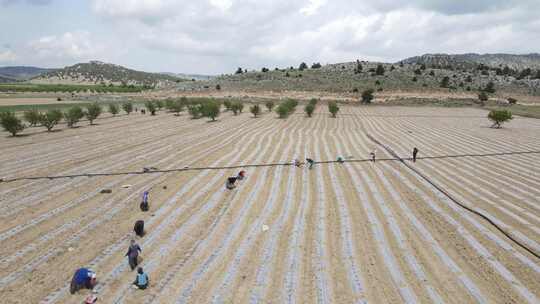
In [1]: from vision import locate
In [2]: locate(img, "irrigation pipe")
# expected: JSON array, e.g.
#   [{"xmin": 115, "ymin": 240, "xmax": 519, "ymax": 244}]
[
  {"xmin": 1, "ymin": 150, "xmax": 540, "ymax": 184},
  {"xmin": 365, "ymin": 133, "xmax": 540, "ymax": 260}
]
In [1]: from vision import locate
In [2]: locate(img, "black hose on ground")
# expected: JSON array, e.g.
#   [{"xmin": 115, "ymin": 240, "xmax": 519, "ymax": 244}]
[
  {"xmin": 365, "ymin": 133, "xmax": 540, "ymax": 260},
  {"xmin": 1, "ymin": 150, "xmax": 540, "ymax": 183}
]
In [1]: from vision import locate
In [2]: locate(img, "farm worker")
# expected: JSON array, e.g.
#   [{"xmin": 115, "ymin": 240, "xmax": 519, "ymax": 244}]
[
  {"xmin": 306, "ymin": 158, "xmax": 315, "ymax": 170},
  {"xmin": 226, "ymin": 177, "xmax": 237, "ymax": 190},
  {"xmin": 70, "ymin": 268, "xmax": 96, "ymax": 294},
  {"xmin": 133, "ymin": 267, "xmax": 149, "ymax": 290},
  {"xmin": 337, "ymin": 156, "xmax": 344, "ymax": 164},
  {"xmin": 237, "ymin": 170, "xmax": 246, "ymax": 180},
  {"xmin": 370, "ymin": 150, "xmax": 376, "ymax": 162},
  {"xmin": 413, "ymin": 147, "xmax": 419, "ymax": 162},
  {"xmin": 134, "ymin": 220, "xmax": 145, "ymax": 237},
  {"xmin": 140, "ymin": 191, "xmax": 149, "ymax": 212},
  {"xmin": 293, "ymin": 159, "xmax": 301, "ymax": 167},
  {"xmin": 126, "ymin": 239, "xmax": 142, "ymax": 270}
]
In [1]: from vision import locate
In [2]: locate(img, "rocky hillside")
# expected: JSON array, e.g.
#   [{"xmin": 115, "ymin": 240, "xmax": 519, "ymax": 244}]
[
  {"xmin": 32, "ymin": 61, "xmax": 181, "ymax": 87},
  {"xmin": 0, "ymin": 66, "xmax": 54, "ymax": 81},
  {"xmin": 176, "ymin": 57, "xmax": 540, "ymax": 97},
  {"xmin": 401, "ymin": 53, "xmax": 540, "ymax": 70}
]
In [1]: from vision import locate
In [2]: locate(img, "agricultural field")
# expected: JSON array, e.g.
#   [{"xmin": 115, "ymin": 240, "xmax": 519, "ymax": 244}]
[{"xmin": 0, "ymin": 105, "xmax": 539, "ymax": 303}]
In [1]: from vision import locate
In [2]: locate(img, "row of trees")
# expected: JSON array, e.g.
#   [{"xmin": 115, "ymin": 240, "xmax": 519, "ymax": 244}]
[{"xmin": 1, "ymin": 102, "xmax": 136, "ymax": 136}]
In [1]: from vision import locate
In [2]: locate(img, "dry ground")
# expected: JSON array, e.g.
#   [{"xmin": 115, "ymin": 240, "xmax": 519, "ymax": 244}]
[{"xmin": 0, "ymin": 106, "xmax": 539, "ymax": 303}]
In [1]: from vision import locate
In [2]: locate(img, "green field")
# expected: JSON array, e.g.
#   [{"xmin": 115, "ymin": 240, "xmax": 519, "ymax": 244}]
[{"xmin": 0, "ymin": 83, "xmax": 150, "ymax": 93}]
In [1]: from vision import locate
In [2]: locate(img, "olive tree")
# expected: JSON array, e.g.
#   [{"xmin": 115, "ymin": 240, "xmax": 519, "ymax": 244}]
[
  {"xmin": 0, "ymin": 112, "xmax": 25, "ymax": 136},
  {"xmin": 122, "ymin": 102, "xmax": 133, "ymax": 115},
  {"xmin": 304, "ymin": 103, "xmax": 315, "ymax": 117},
  {"xmin": 145, "ymin": 101, "xmax": 157, "ymax": 115},
  {"xmin": 328, "ymin": 101, "xmax": 339, "ymax": 117},
  {"xmin": 23, "ymin": 109, "xmax": 41, "ymax": 127},
  {"xmin": 361, "ymin": 88, "xmax": 374, "ymax": 104},
  {"xmin": 250, "ymin": 104, "xmax": 261, "ymax": 117},
  {"xmin": 64, "ymin": 106, "xmax": 84, "ymax": 128},
  {"xmin": 265, "ymin": 101, "xmax": 274, "ymax": 112},
  {"xmin": 188, "ymin": 104, "xmax": 202, "ymax": 119},
  {"xmin": 85, "ymin": 103, "xmax": 102, "ymax": 125},
  {"xmin": 39, "ymin": 109, "xmax": 63, "ymax": 131},
  {"xmin": 170, "ymin": 99, "xmax": 185, "ymax": 116},
  {"xmin": 108, "ymin": 103, "xmax": 119, "ymax": 116},
  {"xmin": 488, "ymin": 110, "xmax": 513, "ymax": 128},
  {"xmin": 201, "ymin": 101, "xmax": 220, "ymax": 121}
]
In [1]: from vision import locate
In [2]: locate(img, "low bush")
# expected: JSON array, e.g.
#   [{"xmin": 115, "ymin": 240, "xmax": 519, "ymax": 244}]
[
  {"xmin": 250, "ymin": 104, "xmax": 261, "ymax": 117},
  {"xmin": 188, "ymin": 104, "xmax": 202, "ymax": 119},
  {"xmin": 23, "ymin": 109, "xmax": 41, "ymax": 127},
  {"xmin": 305, "ymin": 103, "xmax": 315, "ymax": 117},
  {"xmin": 145, "ymin": 101, "xmax": 157, "ymax": 115},
  {"xmin": 0, "ymin": 112, "xmax": 25, "ymax": 136},
  {"xmin": 39, "ymin": 109, "xmax": 63, "ymax": 131},
  {"xmin": 328, "ymin": 101, "xmax": 339, "ymax": 117},
  {"xmin": 85, "ymin": 103, "xmax": 102, "ymax": 125},
  {"xmin": 122, "ymin": 102, "xmax": 133, "ymax": 115},
  {"xmin": 265, "ymin": 101, "xmax": 274, "ymax": 112},
  {"xmin": 488, "ymin": 110, "xmax": 513, "ymax": 128},
  {"xmin": 108, "ymin": 103, "xmax": 119, "ymax": 116},
  {"xmin": 64, "ymin": 106, "xmax": 84, "ymax": 128},
  {"xmin": 361, "ymin": 88, "xmax": 374, "ymax": 104},
  {"xmin": 201, "ymin": 101, "xmax": 221, "ymax": 121}
]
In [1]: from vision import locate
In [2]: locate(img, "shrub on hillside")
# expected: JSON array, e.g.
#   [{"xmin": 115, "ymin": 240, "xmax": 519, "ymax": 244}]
[
  {"xmin": 64, "ymin": 106, "xmax": 84, "ymax": 128},
  {"xmin": 108, "ymin": 103, "xmax": 119, "ymax": 116},
  {"xmin": 328, "ymin": 101, "xmax": 339, "ymax": 117},
  {"xmin": 122, "ymin": 102, "xmax": 133, "ymax": 115},
  {"xmin": 361, "ymin": 88, "xmax": 374, "ymax": 104},
  {"xmin": 311, "ymin": 63, "xmax": 322, "ymax": 69},
  {"xmin": 85, "ymin": 103, "xmax": 102, "ymax": 125},
  {"xmin": 39, "ymin": 109, "xmax": 63, "ymax": 131},
  {"xmin": 304, "ymin": 103, "xmax": 315, "ymax": 117},
  {"xmin": 440, "ymin": 76, "xmax": 450, "ymax": 88},
  {"xmin": 478, "ymin": 91, "xmax": 489, "ymax": 102},
  {"xmin": 0, "ymin": 112, "xmax": 25, "ymax": 136},
  {"xmin": 23, "ymin": 109, "xmax": 41, "ymax": 127},
  {"xmin": 488, "ymin": 110, "xmax": 513, "ymax": 128},
  {"xmin": 375, "ymin": 64, "xmax": 385, "ymax": 76},
  {"xmin": 507, "ymin": 97, "xmax": 517, "ymax": 105},
  {"xmin": 265, "ymin": 101, "xmax": 274, "ymax": 112},
  {"xmin": 250, "ymin": 104, "xmax": 261, "ymax": 117},
  {"xmin": 484, "ymin": 81, "xmax": 496, "ymax": 94},
  {"xmin": 299, "ymin": 62, "xmax": 308, "ymax": 71}
]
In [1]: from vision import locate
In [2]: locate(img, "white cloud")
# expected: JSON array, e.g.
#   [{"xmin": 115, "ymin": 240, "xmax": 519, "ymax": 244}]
[
  {"xmin": 29, "ymin": 31, "xmax": 105, "ymax": 61},
  {"xmin": 3, "ymin": 0, "xmax": 538, "ymax": 73},
  {"xmin": 300, "ymin": 0, "xmax": 326, "ymax": 16},
  {"xmin": 0, "ymin": 49, "xmax": 17, "ymax": 62}
]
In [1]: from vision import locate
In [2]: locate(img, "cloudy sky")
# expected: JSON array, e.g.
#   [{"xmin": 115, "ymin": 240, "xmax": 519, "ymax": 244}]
[{"xmin": 1, "ymin": 0, "xmax": 539, "ymax": 74}]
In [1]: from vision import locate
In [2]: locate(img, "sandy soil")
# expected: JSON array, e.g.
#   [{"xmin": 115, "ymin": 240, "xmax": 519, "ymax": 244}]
[
  {"xmin": 0, "ymin": 98, "xmax": 86, "ymax": 106},
  {"xmin": 0, "ymin": 106, "xmax": 539, "ymax": 303}
]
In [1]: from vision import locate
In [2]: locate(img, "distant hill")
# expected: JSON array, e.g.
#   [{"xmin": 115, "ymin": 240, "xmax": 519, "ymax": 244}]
[
  {"xmin": 33, "ymin": 61, "xmax": 182, "ymax": 87},
  {"xmin": 0, "ymin": 75, "xmax": 16, "ymax": 83},
  {"xmin": 176, "ymin": 55, "xmax": 540, "ymax": 97},
  {"xmin": 161, "ymin": 72, "xmax": 215, "ymax": 81},
  {"xmin": 401, "ymin": 53, "xmax": 540, "ymax": 70},
  {"xmin": 0, "ymin": 66, "xmax": 55, "ymax": 81}
]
